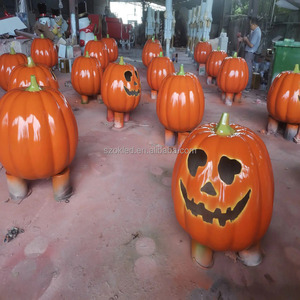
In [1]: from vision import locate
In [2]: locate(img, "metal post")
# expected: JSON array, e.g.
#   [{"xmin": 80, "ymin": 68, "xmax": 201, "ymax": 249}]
[{"xmin": 165, "ymin": 0, "xmax": 173, "ymax": 58}]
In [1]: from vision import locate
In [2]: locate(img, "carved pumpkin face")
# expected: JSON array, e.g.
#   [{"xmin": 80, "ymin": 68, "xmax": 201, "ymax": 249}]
[
  {"xmin": 172, "ymin": 113, "xmax": 274, "ymax": 252},
  {"xmin": 101, "ymin": 56, "xmax": 141, "ymax": 113}
]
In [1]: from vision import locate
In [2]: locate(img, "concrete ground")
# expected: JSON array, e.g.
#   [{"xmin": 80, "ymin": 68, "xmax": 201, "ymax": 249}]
[{"xmin": 0, "ymin": 48, "xmax": 299, "ymax": 300}]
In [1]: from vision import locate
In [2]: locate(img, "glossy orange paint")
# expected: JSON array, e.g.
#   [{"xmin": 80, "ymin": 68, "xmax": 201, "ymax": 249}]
[
  {"xmin": 101, "ymin": 35, "xmax": 118, "ymax": 62},
  {"xmin": 101, "ymin": 56, "xmax": 141, "ymax": 113},
  {"xmin": 217, "ymin": 54, "xmax": 248, "ymax": 94},
  {"xmin": 172, "ymin": 113, "xmax": 274, "ymax": 252},
  {"xmin": 71, "ymin": 52, "xmax": 103, "ymax": 97},
  {"xmin": 194, "ymin": 42, "xmax": 212, "ymax": 64},
  {"xmin": 267, "ymin": 65, "xmax": 300, "ymax": 124},
  {"xmin": 31, "ymin": 34, "xmax": 58, "ymax": 68},
  {"xmin": 85, "ymin": 37, "xmax": 109, "ymax": 69},
  {"xmin": 147, "ymin": 52, "xmax": 175, "ymax": 91},
  {"xmin": 8, "ymin": 56, "xmax": 59, "ymax": 90},
  {"xmin": 0, "ymin": 76, "xmax": 78, "ymax": 180},
  {"xmin": 0, "ymin": 47, "xmax": 27, "ymax": 91},
  {"xmin": 205, "ymin": 50, "xmax": 228, "ymax": 78},
  {"xmin": 142, "ymin": 37, "xmax": 163, "ymax": 67},
  {"xmin": 156, "ymin": 64, "xmax": 205, "ymax": 133}
]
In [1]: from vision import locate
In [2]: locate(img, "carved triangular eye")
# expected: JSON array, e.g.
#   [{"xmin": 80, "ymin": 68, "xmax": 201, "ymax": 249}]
[
  {"xmin": 124, "ymin": 71, "xmax": 132, "ymax": 82},
  {"xmin": 187, "ymin": 149, "xmax": 207, "ymax": 177},
  {"xmin": 218, "ymin": 156, "xmax": 241, "ymax": 185}
]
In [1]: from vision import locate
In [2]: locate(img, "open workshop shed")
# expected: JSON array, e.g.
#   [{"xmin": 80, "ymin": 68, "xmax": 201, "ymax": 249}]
[{"xmin": 0, "ymin": 0, "xmax": 300, "ymax": 299}]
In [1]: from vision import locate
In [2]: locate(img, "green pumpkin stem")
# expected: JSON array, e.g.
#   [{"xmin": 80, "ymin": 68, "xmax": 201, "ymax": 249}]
[
  {"xmin": 27, "ymin": 56, "xmax": 36, "ymax": 67},
  {"xmin": 107, "ymin": 34, "xmax": 109, "ymax": 38},
  {"xmin": 217, "ymin": 46, "xmax": 220, "ymax": 51},
  {"xmin": 159, "ymin": 51, "xmax": 163, "ymax": 57},
  {"xmin": 10, "ymin": 47, "xmax": 16, "ymax": 55},
  {"xmin": 215, "ymin": 113, "xmax": 235, "ymax": 136},
  {"xmin": 26, "ymin": 75, "xmax": 41, "ymax": 92},
  {"xmin": 85, "ymin": 51, "xmax": 90, "ymax": 58},
  {"xmin": 152, "ymin": 36, "xmax": 155, "ymax": 42},
  {"xmin": 94, "ymin": 36, "xmax": 97, "ymax": 41},
  {"xmin": 233, "ymin": 52, "xmax": 238, "ymax": 58},
  {"xmin": 119, "ymin": 56, "xmax": 125, "ymax": 65},
  {"xmin": 40, "ymin": 34, "xmax": 44, "ymax": 39},
  {"xmin": 294, "ymin": 64, "xmax": 299, "ymax": 73},
  {"xmin": 177, "ymin": 64, "xmax": 185, "ymax": 76}
]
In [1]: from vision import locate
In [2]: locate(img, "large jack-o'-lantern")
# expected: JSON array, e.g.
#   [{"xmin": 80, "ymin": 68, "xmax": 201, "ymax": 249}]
[
  {"xmin": 101, "ymin": 56, "xmax": 141, "ymax": 128},
  {"xmin": 172, "ymin": 113, "xmax": 274, "ymax": 267}
]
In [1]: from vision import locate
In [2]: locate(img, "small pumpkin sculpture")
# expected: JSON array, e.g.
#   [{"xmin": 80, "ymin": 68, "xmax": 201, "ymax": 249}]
[
  {"xmin": 0, "ymin": 47, "xmax": 27, "ymax": 91},
  {"xmin": 142, "ymin": 36, "xmax": 163, "ymax": 67},
  {"xmin": 0, "ymin": 75, "xmax": 78, "ymax": 201},
  {"xmin": 31, "ymin": 34, "xmax": 58, "ymax": 68},
  {"xmin": 217, "ymin": 52, "xmax": 248, "ymax": 106},
  {"xmin": 101, "ymin": 56, "xmax": 141, "ymax": 128},
  {"xmin": 172, "ymin": 113, "xmax": 274, "ymax": 268},
  {"xmin": 101, "ymin": 34, "xmax": 118, "ymax": 62},
  {"xmin": 156, "ymin": 64, "xmax": 205, "ymax": 147},
  {"xmin": 267, "ymin": 64, "xmax": 300, "ymax": 141},
  {"xmin": 71, "ymin": 51, "xmax": 103, "ymax": 104},
  {"xmin": 147, "ymin": 51, "xmax": 175, "ymax": 99},
  {"xmin": 8, "ymin": 56, "xmax": 59, "ymax": 90},
  {"xmin": 85, "ymin": 36, "xmax": 109, "ymax": 69},
  {"xmin": 205, "ymin": 47, "xmax": 228, "ymax": 85},
  {"xmin": 194, "ymin": 41, "xmax": 212, "ymax": 65}
]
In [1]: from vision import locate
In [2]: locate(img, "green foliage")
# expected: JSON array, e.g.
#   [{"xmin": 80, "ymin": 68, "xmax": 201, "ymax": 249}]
[{"xmin": 232, "ymin": 0, "xmax": 249, "ymax": 15}]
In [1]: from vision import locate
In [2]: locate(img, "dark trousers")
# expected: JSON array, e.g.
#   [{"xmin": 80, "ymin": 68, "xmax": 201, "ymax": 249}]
[{"xmin": 245, "ymin": 52, "xmax": 255, "ymax": 89}]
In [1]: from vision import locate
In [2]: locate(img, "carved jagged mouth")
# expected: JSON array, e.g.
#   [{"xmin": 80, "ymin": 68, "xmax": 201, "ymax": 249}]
[
  {"xmin": 124, "ymin": 86, "xmax": 140, "ymax": 96},
  {"xmin": 180, "ymin": 180, "xmax": 251, "ymax": 227}
]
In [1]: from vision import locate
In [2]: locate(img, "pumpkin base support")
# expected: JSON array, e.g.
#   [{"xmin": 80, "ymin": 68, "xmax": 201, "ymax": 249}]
[
  {"xmin": 284, "ymin": 123, "xmax": 298, "ymax": 141},
  {"xmin": 151, "ymin": 90, "xmax": 157, "ymax": 100},
  {"xmin": 165, "ymin": 129, "xmax": 176, "ymax": 147},
  {"xmin": 234, "ymin": 92, "xmax": 242, "ymax": 103},
  {"xmin": 293, "ymin": 127, "xmax": 300, "ymax": 144},
  {"xmin": 177, "ymin": 132, "xmax": 189, "ymax": 149},
  {"xmin": 97, "ymin": 94, "xmax": 103, "ymax": 104},
  {"xmin": 237, "ymin": 243, "xmax": 263, "ymax": 267},
  {"xmin": 6, "ymin": 173, "xmax": 29, "ymax": 202},
  {"xmin": 114, "ymin": 112, "xmax": 124, "ymax": 129},
  {"xmin": 221, "ymin": 92, "xmax": 225, "ymax": 101},
  {"xmin": 198, "ymin": 64, "xmax": 205, "ymax": 76},
  {"xmin": 81, "ymin": 95, "xmax": 89, "ymax": 104},
  {"xmin": 206, "ymin": 76, "xmax": 212, "ymax": 85},
  {"xmin": 52, "ymin": 168, "xmax": 73, "ymax": 202},
  {"xmin": 107, "ymin": 109, "xmax": 114, "ymax": 122},
  {"xmin": 191, "ymin": 239, "xmax": 214, "ymax": 269},
  {"xmin": 267, "ymin": 116, "xmax": 278, "ymax": 134},
  {"xmin": 124, "ymin": 112, "xmax": 130, "ymax": 122},
  {"xmin": 225, "ymin": 93, "xmax": 234, "ymax": 106}
]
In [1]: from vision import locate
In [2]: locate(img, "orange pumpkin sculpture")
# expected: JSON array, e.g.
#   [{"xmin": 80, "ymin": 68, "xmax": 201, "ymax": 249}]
[
  {"xmin": 101, "ymin": 34, "xmax": 118, "ymax": 62},
  {"xmin": 267, "ymin": 64, "xmax": 300, "ymax": 141},
  {"xmin": 156, "ymin": 64, "xmax": 205, "ymax": 147},
  {"xmin": 147, "ymin": 52, "xmax": 175, "ymax": 99},
  {"xmin": 0, "ymin": 75, "xmax": 78, "ymax": 201},
  {"xmin": 71, "ymin": 51, "xmax": 103, "ymax": 104},
  {"xmin": 217, "ymin": 52, "xmax": 248, "ymax": 106},
  {"xmin": 142, "ymin": 37, "xmax": 163, "ymax": 67},
  {"xmin": 8, "ymin": 56, "xmax": 59, "ymax": 90},
  {"xmin": 172, "ymin": 113, "xmax": 274, "ymax": 268},
  {"xmin": 194, "ymin": 41, "xmax": 212, "ymax": 65},
  {"xmin": 0, "ymin": 47, "xmax": 27, "ymax": 91},
  {"xmin": 31, "ymin": 34, "xmax": 58, "ymax": 68},
  {"xmin": 205, "ymin": 47, "xmax": 228, "ymax": 85},
  {"xmin": 85, "ymin": 36, "xmax": 109, "ymax": 69},
  {"xmin": 101, "ymin": 56, "xmax": 141, "ymax": 128}
]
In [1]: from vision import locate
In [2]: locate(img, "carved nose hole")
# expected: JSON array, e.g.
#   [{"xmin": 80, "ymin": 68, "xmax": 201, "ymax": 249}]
[
  {"xmin": 134, "ymin": 82, "xmax": 137, "ymax": 86},
  {"xmin": 201, "ymin": 182, "xmax": 217, "ymax": 196}
]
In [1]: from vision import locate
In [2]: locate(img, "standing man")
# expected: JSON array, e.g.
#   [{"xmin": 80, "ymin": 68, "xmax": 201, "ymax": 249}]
[{"xmin": 239, "ymin": 17, "xmax": 261, "ymax": 90}]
